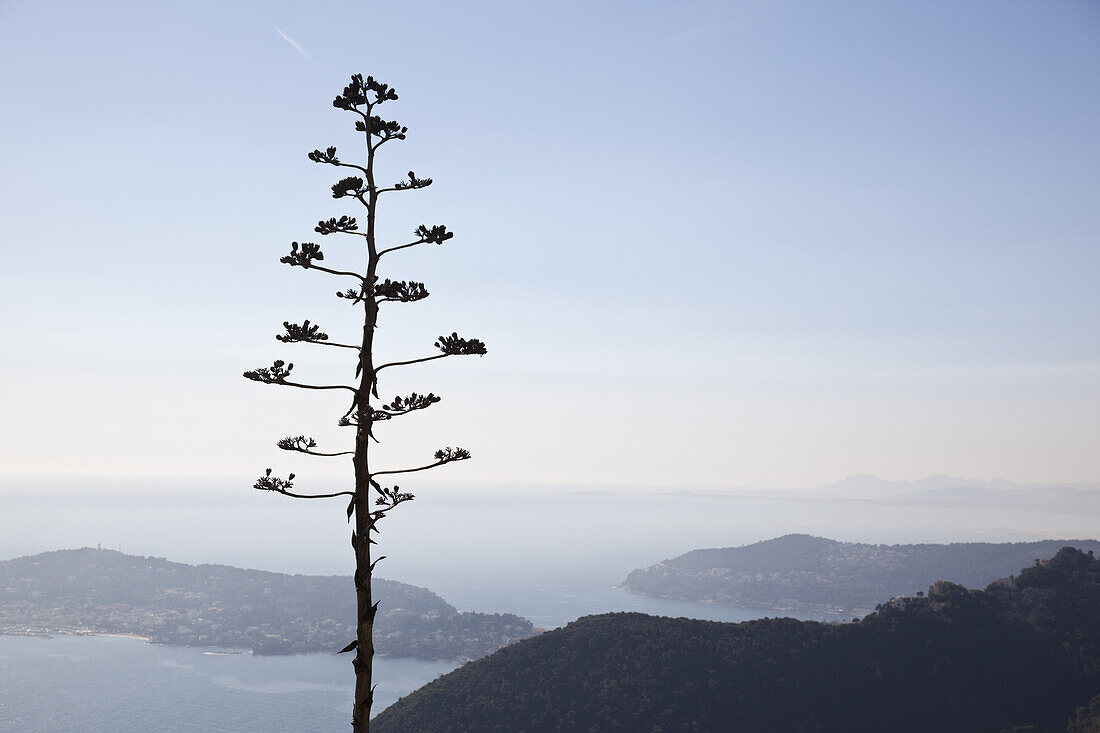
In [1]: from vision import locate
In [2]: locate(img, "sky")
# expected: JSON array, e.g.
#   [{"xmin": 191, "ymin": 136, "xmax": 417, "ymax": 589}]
[{"xmin": 1, "ymin": 0, "xmax": 1098, "ymax": 494}]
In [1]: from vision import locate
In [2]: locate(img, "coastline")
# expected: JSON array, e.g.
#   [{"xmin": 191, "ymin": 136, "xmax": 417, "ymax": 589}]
[
  {"xmin": 613, "ymin": 585, "xmax": 864, "ymax": 620},
  {"xmin": 0, "ymin": 628, "xmax": 263, "ymax": 657},
  {"xmin": 0, "ymin": 627, "xmax": 460, "ymax": 658},
  {"xmin": 0, "ymin": 627, "xmax": 153, "ymax": 642}
]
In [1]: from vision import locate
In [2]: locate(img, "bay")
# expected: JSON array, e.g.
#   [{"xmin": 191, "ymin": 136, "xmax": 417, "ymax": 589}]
[
  {"xmin": 0, "ymin": 634, "xmax": 455, "ymax": 732},
  {"xmin": 3, "ymin": 484, "xmax": 1094, "ymax": 730}
]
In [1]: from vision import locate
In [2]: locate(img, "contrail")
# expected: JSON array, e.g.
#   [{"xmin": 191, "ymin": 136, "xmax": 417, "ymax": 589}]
[{"xmin": 276, "ymin": 27, "xmax": 312, "ymax": 61}]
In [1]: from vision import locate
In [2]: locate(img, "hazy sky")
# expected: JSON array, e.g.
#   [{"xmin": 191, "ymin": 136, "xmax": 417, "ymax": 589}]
[{"xmin": 2, "ymin": 0, "xmax": 1098, "ymax": 492}]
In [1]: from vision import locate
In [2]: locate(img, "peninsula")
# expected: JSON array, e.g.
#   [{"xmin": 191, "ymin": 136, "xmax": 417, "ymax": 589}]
[
  {"xmin": 621, "ymin": 534, "xmax": 1100, "ymax": 617},
  {"xmin": 0, "ymin": 548, "xmax": 535, "ymax": 660}
]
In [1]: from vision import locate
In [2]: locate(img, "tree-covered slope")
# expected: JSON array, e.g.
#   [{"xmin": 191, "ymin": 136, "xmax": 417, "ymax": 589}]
[
  {"xmin": 1068, "ymin": 694, "xmax": 1100, "ymax": 733},
  {"xmin": 374, "ymin": 547, "xmax": 1100, "ymax": 732},
  {"xmin": 0, "ymin": 548, "xmax": 534, "ymax": 660},
  {"xmin": 622, "ymin": 534, "xmax": 1100, "ymax": 615}
]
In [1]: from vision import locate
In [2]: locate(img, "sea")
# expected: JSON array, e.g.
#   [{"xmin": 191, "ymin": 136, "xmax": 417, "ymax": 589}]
[
  {"xmin": 0, "ymin": 634, "xmax": 448, "ymax": 732},
  {"xmin": 0, "ymin": 593, "xmax": 802, "ymax": 732},
  {"xmin": 2, "ymin": 481, "xmax": 1097, "ymax": 730}
]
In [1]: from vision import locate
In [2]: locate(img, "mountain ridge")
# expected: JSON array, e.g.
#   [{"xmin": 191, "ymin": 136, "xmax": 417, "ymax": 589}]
[
  {"xmin": 373, "ymin": 547, "xmax": 1100, "ymax": 732},
  {"xmin": 621, "ymin": 534, "xmax": 1100, "ymax": 617},
  {"xmin": 815, "ymin": 473, "xmax": 1100, "ymax": 497}
]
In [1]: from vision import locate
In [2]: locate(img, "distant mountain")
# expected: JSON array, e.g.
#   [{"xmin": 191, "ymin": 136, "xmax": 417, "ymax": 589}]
[
  {"xmin": 373, "ymin": 547, "xmax": 1100, "ymax": 732},
  {"xmin": 621, "ymin": 534, "xmax": 1100, "ymax": 616},
  {"xmin": 817, "ymin": 473, "xmax": 1011, "ymax": 496},
  {"xmin": 814, "ymin": 473, "xmax": 1100, "ymax": 498},
  {"xmin": 0, "ymin": 549, "xmax": 535, "ymax": 660}
]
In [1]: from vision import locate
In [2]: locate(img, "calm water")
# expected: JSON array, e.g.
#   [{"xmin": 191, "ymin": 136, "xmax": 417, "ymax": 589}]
[
  {"xmin": 3, "ymin": 484, "xmax": 1096, "ymax": 730},
  {"xmin": 0, "ymin": 595, "xmax": 804, "ymax": 732},
  {"xmin": 0, "ymin": 634, "xmax": 455, "ymax": 732}
]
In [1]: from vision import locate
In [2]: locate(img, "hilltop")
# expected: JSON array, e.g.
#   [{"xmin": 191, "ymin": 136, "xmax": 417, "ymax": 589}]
[
  {"xmin": 0, "ymin": 548, "xmax": 534, "ymax": 660},
  {"xmin": 374, "ymin": 547, "xmax": 1100, "ymax": 732}
]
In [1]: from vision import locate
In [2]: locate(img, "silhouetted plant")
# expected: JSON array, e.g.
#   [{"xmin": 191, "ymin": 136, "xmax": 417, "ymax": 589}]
[{"xmin": 243, "ymin": 73, "xmax": 485, "ymax": 732}]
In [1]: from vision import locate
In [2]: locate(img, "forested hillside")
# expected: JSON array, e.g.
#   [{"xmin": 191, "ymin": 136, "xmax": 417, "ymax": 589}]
[
  {"xmin": 374, "ymin": 547, "xmax": 1100, "ymax": 732},
  {"xmin": 622, "ymin": 534, "xmax": 1100, "ymax": 616}
]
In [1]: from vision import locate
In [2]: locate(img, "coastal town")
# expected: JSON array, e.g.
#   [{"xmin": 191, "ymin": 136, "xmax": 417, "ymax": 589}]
[{"xmin": 0, "ymin": 548, "xmax": 535, "ymax": 660}]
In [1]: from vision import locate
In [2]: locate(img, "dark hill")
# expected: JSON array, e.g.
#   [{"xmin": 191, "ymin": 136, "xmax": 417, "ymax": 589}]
[
  {"xmin": 0, "ymin": 548, "xmax": 534, "ymax": 660},
  {"xmin": 373, "ymin": 547, "xmax": 1100, "ymax": 732},
  {"xmin": 622, "ymin": 534, "xmax": 1100, "ymax": 616}
]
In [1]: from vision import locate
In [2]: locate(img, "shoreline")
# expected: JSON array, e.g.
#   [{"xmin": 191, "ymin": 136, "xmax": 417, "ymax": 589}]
[
  {"xmin": 613, "ymin": 585, "xmax": 866, "ymax": 620},
  {"xmin": 0, "ymin": 630, "xmax": 462, "ymax": 660},
  {"xmin": 0, "ymin": 627, "xmax": 153, "ymax": 642}
]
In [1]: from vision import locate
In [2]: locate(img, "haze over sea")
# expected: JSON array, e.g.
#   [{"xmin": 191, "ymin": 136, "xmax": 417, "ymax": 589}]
[
  {"xmin": 5, "ymin": 477, "xmax": 1098, "ymax": 626},
  {"xmin": 3, "ymin": 476, "xmax": 1097, "ymax": 729}
]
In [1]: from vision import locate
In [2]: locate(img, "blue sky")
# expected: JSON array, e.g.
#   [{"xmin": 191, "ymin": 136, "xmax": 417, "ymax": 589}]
[{"xmin": 1, "ymin": 0, "xmax": 1098, "ymax": 491}]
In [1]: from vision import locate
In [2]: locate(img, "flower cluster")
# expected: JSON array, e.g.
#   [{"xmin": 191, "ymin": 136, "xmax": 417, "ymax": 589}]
[
  {"xmin": 394, "ymin": 171, "xmax": 432, "ymax": 190},
  {"xmin": 434, "ymin": 447, "xmax": 471, "ymax": 463},
  {"xmin": 277, "ymin": 320, "xmax": 329, "ymax": 343},
  {"xmin": 280, "ymin": 242, "xmax": 324, "ymax": 268},
  {"xmin": 315, "ymin": 215, "xmax": 358, "ymax": 235},
  {"xmin": 254, "ymin": 468, "xmax": 295, "ymax": 493},
  {"xmin": 332, "ymin": 74, "xmax": 398, "ymax": 110},
  {"xmin": 379, "ymin": 392, "xmax": 441, "ymax": 416},
  {"xmin": 355, "ymin": 116, "xmax": 407, "ymax": 141},
  {"xmin": 277, "ymin": 435, "xmax": 317, "ymax": 451},
  {"xmin": 308, "ymin": 146, "xmax": 340, "ymax": 164},
  {"xmin": 375, "ymin": 484, "xmax": 414, "ymax": 507},
  {"xmin": 331, "ymin": 176, "xmax": 365, "ymax": 199},
  {"xmin": 415, "ymin": 224, "xmax": 453, "ymax": 245},
  {"xmin": 435, "ymin": 332, "xmax": 487, "ymax": 356},
  {"xmin": 375, "ymin": 279, "xmax": 429, "ymax": 303},
  {"xmin": 243, "ymin": 360, "xmax": 293, "ymax": 383}
]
